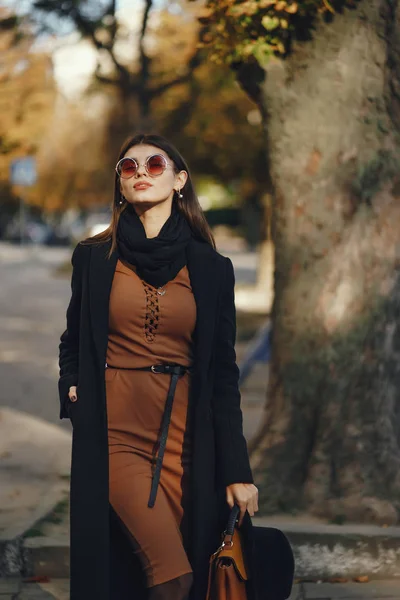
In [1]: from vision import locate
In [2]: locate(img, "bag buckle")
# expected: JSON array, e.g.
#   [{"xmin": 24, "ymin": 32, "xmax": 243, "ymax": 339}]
[
  {"xmin": 211, "ymin": 537, "xmax": 234, "ymax": 560},
  {"xmin": 221, "ymin": 531, "xmax": 234, "ymax": 547}
]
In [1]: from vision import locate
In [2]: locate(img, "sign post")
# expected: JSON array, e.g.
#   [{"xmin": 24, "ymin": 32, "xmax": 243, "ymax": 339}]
[{"xmin": 9, "ymin": 157, "xmax": 37, "ymax": 245}]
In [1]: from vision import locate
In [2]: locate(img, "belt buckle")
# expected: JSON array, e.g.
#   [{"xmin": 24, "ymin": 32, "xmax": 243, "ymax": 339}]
[{"xmin": 151, "ymin": 365, "xmax": 162, "ymax": 374}]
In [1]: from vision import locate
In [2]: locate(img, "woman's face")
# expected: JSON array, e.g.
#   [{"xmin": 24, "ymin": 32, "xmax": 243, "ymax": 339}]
[{"xmin": 119, "ymin": 144, "xmax": 187, "ymax": 210}]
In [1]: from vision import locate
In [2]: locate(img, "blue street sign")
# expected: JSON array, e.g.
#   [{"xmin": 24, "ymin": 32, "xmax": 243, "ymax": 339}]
[{"xmin": 10, "ymin": 156, "xmax": 37, "ymax": 186}]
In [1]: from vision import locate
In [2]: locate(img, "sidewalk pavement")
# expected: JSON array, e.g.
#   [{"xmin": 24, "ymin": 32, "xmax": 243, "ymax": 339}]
[
  {"xmin": 0, "ymin": 578, "xmax": 68, "ymax": 599},
  {"xmin": 0, "ymin": 408, "xmax": 71, "ymax": 577},
  {"xmin": 290, "ymin": 580, "xmax": 400, "ymax": 599},
  {"xmin": 0, "ymin": 578, "xmax": 400, "ymax": 600}
]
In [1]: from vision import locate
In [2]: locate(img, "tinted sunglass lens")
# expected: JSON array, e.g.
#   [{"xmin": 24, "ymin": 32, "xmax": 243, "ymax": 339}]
[
  {"xmin": 119, "ymin": 159, "xmax": 137, "ymax": 178},
  {"xmin": 147, "ymin": 155, "xmax": 166, "ymax": 175}
]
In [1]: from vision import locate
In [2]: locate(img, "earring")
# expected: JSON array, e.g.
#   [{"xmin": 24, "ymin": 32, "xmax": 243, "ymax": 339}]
[
  {"xmin": 176, "ymin": 189, "xmax": 183, "ymax": 199},
  {"xmin": 119, "ymin": 193, "xmax": 126, "ymax": 205}
]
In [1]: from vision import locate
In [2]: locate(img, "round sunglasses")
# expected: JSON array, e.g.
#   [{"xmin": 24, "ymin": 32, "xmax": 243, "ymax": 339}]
[{"xmin": 115, "ymin": 154, "xmax": 174, "ymax": 179}]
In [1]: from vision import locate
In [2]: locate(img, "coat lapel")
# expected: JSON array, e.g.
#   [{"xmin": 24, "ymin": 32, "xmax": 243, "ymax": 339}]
[
  {"xmin": 89, "ymin": 240, "xmax": 118, "ymax": 371},
  {"xmin": 186, "ymin": 238, "xmax": 220, "ymax": 379}
]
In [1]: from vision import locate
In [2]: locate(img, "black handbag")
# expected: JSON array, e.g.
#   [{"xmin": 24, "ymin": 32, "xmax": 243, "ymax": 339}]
[{"xmin": 220, "ymin": 504, "xmax": 295, "ymax": 600}]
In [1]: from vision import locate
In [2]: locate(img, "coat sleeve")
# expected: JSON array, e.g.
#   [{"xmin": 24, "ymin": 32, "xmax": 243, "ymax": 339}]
[
  {"xmin": 212, "ymin": 257, "xmax": 254, "ymax": 487},
  {"xmin": 58, "ymin": 243, "xmax": 84, "ymax": 420}
]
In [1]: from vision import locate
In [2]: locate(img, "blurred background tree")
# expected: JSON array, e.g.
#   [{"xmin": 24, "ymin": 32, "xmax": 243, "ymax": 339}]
[
  {"xmin": 1, "ymin": 0, "xmax": 265, "ymax": 248},
  {"xmin": 199, "ymin": 0, "xmax": 400, "ymax": 524},
  {"xmin": 30, "ymin": 0, "xmax": 205, "ymax": 209},
  {"xmin": 0, "ymin": 7, "xmax": 55, "ymax": 214}
]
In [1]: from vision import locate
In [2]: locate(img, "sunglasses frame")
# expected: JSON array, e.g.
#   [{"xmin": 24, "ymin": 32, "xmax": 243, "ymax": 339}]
[{"xmin": 115, "ymin": 154, "xmax": 174, "ymax": 179}]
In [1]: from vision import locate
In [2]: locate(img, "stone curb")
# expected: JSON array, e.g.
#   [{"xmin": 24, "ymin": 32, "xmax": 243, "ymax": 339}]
[
  {"xmin": 23, "ymin": 538, "xmax": 69, "ymax": 580},
  {"xmin": 252, "ymin": 518, "xmax": 400, "ymax": 581},
  {"xmin": 17, "ymin": 520, "xmax": 400, "ymax": 581},
  {"xmin": 0, "ymin": 537, "xmax": 25, "ymax": 579},
  {"xmin": 0, "ymin": 484, "xmax": 68, "ymax": 579}
]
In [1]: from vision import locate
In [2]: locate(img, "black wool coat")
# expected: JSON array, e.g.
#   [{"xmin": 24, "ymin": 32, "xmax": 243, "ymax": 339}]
[{"xmin": 58, "ymin": 236, "xmax": 255, "ymax": 600}]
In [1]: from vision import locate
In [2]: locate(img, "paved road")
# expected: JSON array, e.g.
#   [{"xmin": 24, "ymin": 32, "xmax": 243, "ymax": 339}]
[
  {"xmin": 1, "ymin": 578, "xmax": 399, "ymax": 599},
  {"xmin": 0, "ymin": 244, "xmax": 72, "ymax": 430},
  {"xmin": 0, "ymin": 241, "xmax": 260, "ymax": 432}
]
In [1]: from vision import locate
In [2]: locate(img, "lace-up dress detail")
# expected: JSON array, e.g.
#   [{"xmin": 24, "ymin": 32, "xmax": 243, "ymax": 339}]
[
  {"xmin": 105, "ymin": 258, "xmax": 197, "ymax": 588},
  {"xmin": 142, "ymin": 282, "xmax": 160, "ymax": 343}
]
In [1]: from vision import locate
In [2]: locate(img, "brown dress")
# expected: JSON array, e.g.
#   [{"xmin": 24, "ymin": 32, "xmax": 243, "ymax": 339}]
[{"xmin": 106, "ymin": 258, "xmax": 197, "ymax": 588}]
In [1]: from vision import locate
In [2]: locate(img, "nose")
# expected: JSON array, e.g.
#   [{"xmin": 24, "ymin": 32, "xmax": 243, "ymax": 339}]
[{"xmin": 135, "ymin": 162, "xmax": 147, "ymax": 177}]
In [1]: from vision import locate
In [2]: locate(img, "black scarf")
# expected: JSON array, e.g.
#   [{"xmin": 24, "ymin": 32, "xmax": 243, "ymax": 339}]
[{"xmin": 116, "ymin": 202, "xmax": 193, "ymax": 288}]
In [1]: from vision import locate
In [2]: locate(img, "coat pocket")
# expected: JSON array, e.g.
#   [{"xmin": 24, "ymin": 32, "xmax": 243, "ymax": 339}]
[{"xmin": 66, "ymin": 399, "xmax": 76, "ymax": 423}]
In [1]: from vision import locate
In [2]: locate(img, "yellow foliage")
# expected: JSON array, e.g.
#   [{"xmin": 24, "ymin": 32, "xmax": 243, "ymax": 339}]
[
  {"xmin": 285, "ymin": 2, "xmax": 299, "ymax": 15},
  {"xmin": 0, "ymin": 11, "xmax": 56, "ymax": 208},
  {"xmin": 198, "ymin": 0, "xmax": 343, "ymax": 65},
  {"xmin": 284, "ymin": 2, "xmax": 299, "ymax": 13},
  {"xmin": 0, "ymin": 3, "xmax": 265, "ymax": 211},
  {"xmin": 261, "ymin": 15, "xmax": 280, "ymax": 31}
]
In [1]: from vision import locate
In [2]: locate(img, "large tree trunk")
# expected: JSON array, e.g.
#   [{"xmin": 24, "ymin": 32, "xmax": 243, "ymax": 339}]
[{"xmin": 248, "ymin": 0, "xmax": 400, "ymax": 524}]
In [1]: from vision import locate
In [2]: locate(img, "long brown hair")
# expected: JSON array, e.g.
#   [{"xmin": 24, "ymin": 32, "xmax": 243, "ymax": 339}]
[{"xmin": 82, "ymin": 133, "xmax": 216, "ymax": 256}]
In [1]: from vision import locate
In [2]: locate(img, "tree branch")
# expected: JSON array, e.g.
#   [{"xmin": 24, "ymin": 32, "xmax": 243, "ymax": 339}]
[
  {"xmin": 34, "ymin": 0, "xmax": 131, "ymax": 89},
  {"xmin": 138, "ymin": 0, "xmax": 153, "ymax": 87},
  {"xmin": 140, "ymin": 0, "xmax": 153, "ymax": 45},
  {"xmin": 134, "ymin": 0, "xmax": 154, "ymax": 118},
  {"xmin": 163, "ymin": 78, "xmax": 202, "ymax": 139},
  {"xmin": 231, "ymin": 58, "xmax": 266, "ymax": 107},
  {"xmin": 71, "ymin": 6, "xmax": 131, "ymax": 88},
  {"xmin": 94, "ymin": 66, "xmax": 118, "ymax": 86},
  {"xmin": 150, "ymin": 45, "xmax": 203, "ymax": 97},
  {"xmin": 106, "ymin": 0, "xmax": 118, "ymax": 40}
]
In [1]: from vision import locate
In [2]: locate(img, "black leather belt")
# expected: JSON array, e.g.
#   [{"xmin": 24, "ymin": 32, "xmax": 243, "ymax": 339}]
[{"xmin": 105, "ymin": 363, "xmax": 192, "ymax": 508}]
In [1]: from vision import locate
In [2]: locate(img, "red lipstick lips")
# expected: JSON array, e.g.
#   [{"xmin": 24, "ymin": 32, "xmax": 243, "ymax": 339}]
[{"xmin": 134, "ymin": 181, "xmax": 152, "ymax": 190}]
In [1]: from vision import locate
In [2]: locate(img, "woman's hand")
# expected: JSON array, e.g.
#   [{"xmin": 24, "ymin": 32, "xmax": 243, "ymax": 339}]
[
  {"xmin": 226, "ymin": 483, "xmax": 259, "ymax": 527},
  {"xmin": 69, "ymin": 386, "xmax": 78, "ymax": 402}
]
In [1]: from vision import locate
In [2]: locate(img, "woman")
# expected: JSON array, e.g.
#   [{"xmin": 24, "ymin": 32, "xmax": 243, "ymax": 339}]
[{"xmin": 58, "ymin": 133, "xmax": 258, "ymax": 600}]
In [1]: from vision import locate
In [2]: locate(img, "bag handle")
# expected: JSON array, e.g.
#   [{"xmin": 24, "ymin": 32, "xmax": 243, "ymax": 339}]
[
  {"xmin": 211, "ymin": 503, "xmax": 243, "ymax": 560},
  {"xmin": 216, "ymin": 504, "xmax": 241, "ymax": 549},
  {"xmin": 225, "ymin": 504, "xmax": 241, "ymax": 535}
]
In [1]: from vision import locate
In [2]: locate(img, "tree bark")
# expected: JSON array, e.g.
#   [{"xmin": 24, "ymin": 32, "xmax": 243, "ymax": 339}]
[{"xmin": 249, "ymin": 0, "xmax": 400, "ymax": 524}]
